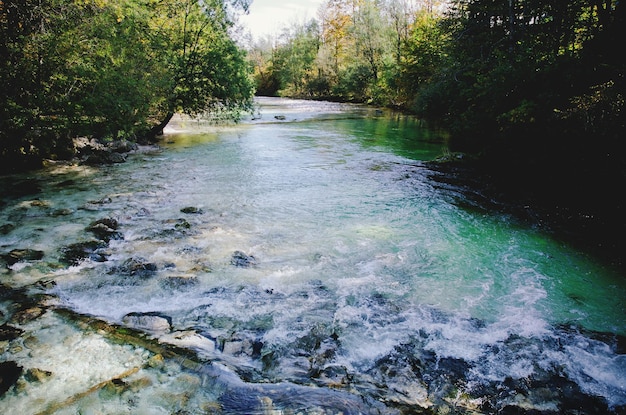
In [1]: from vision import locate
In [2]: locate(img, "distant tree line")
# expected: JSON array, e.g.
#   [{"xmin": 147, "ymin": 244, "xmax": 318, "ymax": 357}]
[
  {"xmin": 249, "ymin": 0, "xmax": 626, "ymax": 256},
  {"xmin": 249, "ymin": 0, "xmax": 624, "ymax": 218},
  {"xmin": 0, "ymin": 0, "xmax": 254, "ymax": 171}
]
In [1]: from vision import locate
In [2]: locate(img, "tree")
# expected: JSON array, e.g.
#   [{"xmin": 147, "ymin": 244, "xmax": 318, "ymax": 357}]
[{"xmin": 0, "ymin": 0, "xmax": 254, "ymax": 171}]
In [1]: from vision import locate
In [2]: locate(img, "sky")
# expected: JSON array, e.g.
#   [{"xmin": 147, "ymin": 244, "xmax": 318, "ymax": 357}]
[{"xmin": 238, "ymin": 0, "xmax": 325, "ymax": 40}]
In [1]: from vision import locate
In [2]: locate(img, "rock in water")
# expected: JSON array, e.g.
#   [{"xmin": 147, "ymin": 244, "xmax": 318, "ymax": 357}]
[
  {"xmin": 2, "ymin": 249, "xmax": 44, "ymax": 265},
  {"xmin": 0, "ymin": 324, "xmax": 24, "ymax": 341},
  {"xmin": 111, "ymin": 257, "xmax": 158, "ymax": 278},
  {"xmin": 122, "ymin": 312, "xmax": 172, "ymax": 333},
  {"xmin": 60, "ymin": 240, "xmax": 108, "ymax": 265},
  {"xmin": 86, "ymin": 217, "xmax": 123, "ymax": 241},
  {"xmin": 0, "ymin": 361, "xmax": 22, "ymax": 396},
  {"xmin": 231, "ymin": 251, "xmax": 258, "ymax": 268},
  {"xmin": 180, "ymin": 206, "xmax": 204, "ymax": 214}
]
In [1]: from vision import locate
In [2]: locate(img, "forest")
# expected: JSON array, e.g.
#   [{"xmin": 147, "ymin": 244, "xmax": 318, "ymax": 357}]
[
  {"xmin": 0, "ymin": 0, "xmax": 254, "ymax": 171},
  {"xmin": 250, "ymin": 0, "xmax": 623, "ymax": 157}
]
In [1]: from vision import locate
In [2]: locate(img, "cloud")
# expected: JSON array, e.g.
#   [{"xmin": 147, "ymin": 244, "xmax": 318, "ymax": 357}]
[{"xmin": 239, "ymin": 0, "xmax": 324, "ymax": 39}]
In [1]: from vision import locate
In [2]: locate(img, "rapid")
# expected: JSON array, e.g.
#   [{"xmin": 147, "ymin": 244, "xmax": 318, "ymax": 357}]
[{"xmin": 0, "ymin": 97, "xmax": 624, "ymax": 414}]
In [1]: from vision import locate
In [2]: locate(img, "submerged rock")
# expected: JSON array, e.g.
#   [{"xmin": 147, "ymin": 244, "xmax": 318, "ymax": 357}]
[
  {"xmin": 0, "ymin": 361, "xmax": 22, "ymax": 397},
  {"xmin": 231, "ymin": 251, "xmax": 258, "ymax": 268},
  {"xmin": 160, "ymin": 275, "xmax": 199, "ymax": 289},
  {"xmin": 122, "ymin": 312, "xmax": 172, "ymax": 333},
  {"xmin": 2, "ymin": 249, "xmax": 44, "ymax": 265},
  {"xmin": 0, "ymin": 223, "xmax": 15, "ymax": 235}
]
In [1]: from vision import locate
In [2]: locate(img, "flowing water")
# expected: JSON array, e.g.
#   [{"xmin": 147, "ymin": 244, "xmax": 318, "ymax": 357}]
[{"xmin": 0, "ymin": 97, "xmax": 624, "ymax": 414}]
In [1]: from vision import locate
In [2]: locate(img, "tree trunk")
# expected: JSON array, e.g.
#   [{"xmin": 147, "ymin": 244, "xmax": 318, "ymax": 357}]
[{"xmin": 146, "ymin": 112, "xmax": 174, "ymax": 142}]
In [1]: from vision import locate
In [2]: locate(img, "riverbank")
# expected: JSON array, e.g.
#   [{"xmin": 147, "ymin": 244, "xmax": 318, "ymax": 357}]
[{"xmin": 425, "ymin": 156, "xmax": 625, "ymax": 272}]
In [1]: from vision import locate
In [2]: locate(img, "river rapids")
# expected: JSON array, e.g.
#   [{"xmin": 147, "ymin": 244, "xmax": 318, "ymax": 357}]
[{"xmin": 0, "ymin": 97, "xmax": 624, "ymax": 414}]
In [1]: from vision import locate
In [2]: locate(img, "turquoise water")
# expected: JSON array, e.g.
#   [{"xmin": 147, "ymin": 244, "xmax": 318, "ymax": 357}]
[{"xmin": 0, "ymin": 97, "xmax": 624, "ymax": 413}]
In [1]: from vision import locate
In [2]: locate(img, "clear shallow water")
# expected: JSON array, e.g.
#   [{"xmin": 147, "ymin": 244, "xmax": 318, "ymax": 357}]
[{"xmin": 0, "ymin": 97, "xmax": 624, "ymax": 414}]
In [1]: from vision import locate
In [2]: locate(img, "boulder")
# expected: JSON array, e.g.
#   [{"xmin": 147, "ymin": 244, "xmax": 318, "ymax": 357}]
[
  {"xmin": 82, "ymin": 150, "xmax": 127, "ymax": 165},
  {"xmin": 86, "ymin": 217, "xmax": 123, "ymax": 241},
  {"xmin": 122, "ymin": 312, "xmax": 172, "ymax": 333},
  {"xmin": 11, "ymin": 306, "xmax": 45, "ymax": 324},
  {"xmin": 60, "ymin": 240, "xmax": 109, "ymax": 265},
  {"xmin": 2, "ymin": 249, "xmax": 44, "ymax": 265},
  {"xmin": 111, "ymin": 257, "xmax": 158, "ymax": 278},
  {"xmin": 0, "ymin": 361, "xmax": 22, "ymax": 397},
  {"xmin": 159, "ymin": 330, "xmax": 216, "ymax": 353},
  {"xmin": 0, "ymin": 324, "xmax": 24, "ymax": 341},
  {"xmin": 108, "ymin": 139, "xmax": 139, "ymax": 154}
]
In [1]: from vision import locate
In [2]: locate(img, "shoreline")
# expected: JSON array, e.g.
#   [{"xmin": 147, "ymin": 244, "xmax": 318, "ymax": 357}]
[{"xmin": 424, "ymin": 158, "xmax": 625, "ymax": 273}]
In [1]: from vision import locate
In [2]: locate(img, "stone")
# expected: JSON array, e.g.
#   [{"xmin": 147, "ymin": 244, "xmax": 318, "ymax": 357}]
[
  {"xmin": 11, "ymin": 307, "xmax": 45, "ymax": 324},
  {"xmin": 0, "ymin": 324, "xmax": 23, "ymax": 341},
  {"xmin": 230, "ymin": 251, "xmax": 258, "ymax": 268},
  {"xmin": 86, "ymin": 217, "xmax": 122, "ymax": 241},
  {"xmin": 112, "ymin": 257, "xmax": 158, "ymax": 278},
  {"xmin": 2, "ymin": 249, "xmax": 44, "ymax": 265},
  {"xmin": 60, "ymin": 240, "xmax": 108, "ymax": 265},
  {"xmin": 50, "ymin": 208, "xmax": 74, "ymax": 217},
  {"xmin": 160, "ymin": 275, "xmax": 199, "ymax": 289},
  {"xmin": 108, "ymin": 139, "xmax": 139, "ymax": 154},
  {"xmin": 160, "ymin": 330, "xmax": 216, "ymax": 353},
  {"xmin": 25, "ymin": 368, "xmax": 53, "ymax": 383},
  {"xmin": 122, "ymin": 312, "xmax": 172, "ymax": 333},
  {"xmin": 0, "ymin": 361, "xmax": 22, "ymax": 397},
  {"xmin": 180, "ymin": 206, "xmax": 204, "ymax": 214},
  {"xmin": 82, "ymin": 150, "xmax": 127, "ymax": 165}
]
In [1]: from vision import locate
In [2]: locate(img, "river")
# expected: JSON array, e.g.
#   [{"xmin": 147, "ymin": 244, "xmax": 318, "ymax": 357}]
[{"xmin": 0, "ymin": 97, "xmax": 624, "ymax": 414}]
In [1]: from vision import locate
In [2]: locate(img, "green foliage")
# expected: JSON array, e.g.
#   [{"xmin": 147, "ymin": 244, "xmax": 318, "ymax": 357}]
[{"xmin": 0, "ymin": 0, "xmax": 254, "ymax": 171}]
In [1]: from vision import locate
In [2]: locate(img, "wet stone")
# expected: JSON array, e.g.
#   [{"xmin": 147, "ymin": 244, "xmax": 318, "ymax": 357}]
[
  {"xmin": 231, "ymin": 251, "xmax": 258, "ymax": 268},
  {"xmin": 11, "ymin": 306, "xmax": 45, "ymax": 324},
  {"xmin": 0, "ymin": 361, "xmax": 22, "ymax": 397},
  {"xmin": 180, "ymin": 206, "xmax": 204, "ymax": 214},
  {"xmin": 60, "ymin": 240, "xmax": 109, "ymax": 265},
  {"xmin": 122, "ymin": 312, "xmax": 172, "ymax": 333},
  {"xmin": 160, "ymin": 275, "xmax": 199, "ymax": 289},
  {"xmin": 82, "ymin": 150, "xmax": 127, "ymax": 165},
  {"xmin": 2, "ymin": 249, "xmax": 44, "ymax": 265},
  {"xmin": 25, "ymin": 367, "xmax": 53, "ymax": 383},
  {"xmin": 0, "ymin": 324, "xmax": 24, "ymax": 341},
  {"xmin": 49, "ymin": 208, "xmax": 74, "ymax": 217},
  {"xmin": 86, "ymin": 217, "xmax": 123, "ymax": 241},
  {"xmin": 160, "ymin": 330, "xmax": 216, "ymax": 353},
  {"xmin": 111, "ymin": 257, "xmax": 158, "ymax": 278}
]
